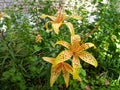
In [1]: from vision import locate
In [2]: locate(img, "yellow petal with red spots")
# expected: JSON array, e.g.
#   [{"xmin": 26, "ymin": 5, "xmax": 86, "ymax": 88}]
[
  {"xmin": 64, "ymin": 22, "xmax": 75, "ymax": 36},
  {"xmin": 63, "ymin": 62, "xmax": 73, "ymax": 74},
  {"xmin": 50, "ymin": 63, "xmax": 62, "ymax": 87},
  {"xmin": 52, "ymin": 22, "xmax": 62, "ymax": 34},
  {"xmin": 79, "ymin": 43, "xmax": 96, "ymax": 51},
  {"xmin": 72, "ymin": 55, "xmax": 81, "ymax": 81},
  {"xmin": 62, "ymin": 62, "xmax": 73, "ymax": 87},
  {"xmin": 78, "ymin": 51, "xmax": 98, "ymax": 67},
  {"xmin": 42, "ymin": 57, "xmax": 55, "ymax": 63},
  {"xmin": 54, "ymin": 41, "xmax": 71, "ymax": 49},
  {"xmin": 53, "ymin": 50, "xmax": 73, "ymax": 66},
  {"xmin": 62, "ymin": 68, "xmax": 69, "ymax": 87}
]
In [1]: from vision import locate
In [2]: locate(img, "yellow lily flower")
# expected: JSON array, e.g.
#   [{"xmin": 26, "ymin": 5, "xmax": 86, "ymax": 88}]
[
  {"xmin": 42, "ymin": 57, "xmax": 73, "ymax": 87},
  {"xmin": 0, "ymin": 12, "xmax": 10, "ymax": 19},
  {"xmin": 40, "ymin": 10, "xmax": 82, "ymax": 35},
  {"xmin": 54, "ymin": 35, "xmax": 98, "ymax": 81}
]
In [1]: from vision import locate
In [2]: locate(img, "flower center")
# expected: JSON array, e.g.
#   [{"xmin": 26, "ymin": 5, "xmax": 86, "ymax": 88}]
[{"xmin": 54, "ymin": 13, "xmax": 65, "ymax": 23}]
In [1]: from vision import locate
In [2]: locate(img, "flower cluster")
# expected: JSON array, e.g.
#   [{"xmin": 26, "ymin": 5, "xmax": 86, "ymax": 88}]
[{"xmin": 41, "ymin": 9, "xmax": 98, "ymax": 87}]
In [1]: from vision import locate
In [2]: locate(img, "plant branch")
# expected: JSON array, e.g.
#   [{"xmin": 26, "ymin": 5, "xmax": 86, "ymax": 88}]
[{"xmin": 82, "ymin": 20, "xmax": 102, "ymax": 41}]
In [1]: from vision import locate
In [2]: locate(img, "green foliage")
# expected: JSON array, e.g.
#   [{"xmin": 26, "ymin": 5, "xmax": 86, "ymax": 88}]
[{"xmin": 0, "ymin": 0, "xmax": 120, "ymax": 90}]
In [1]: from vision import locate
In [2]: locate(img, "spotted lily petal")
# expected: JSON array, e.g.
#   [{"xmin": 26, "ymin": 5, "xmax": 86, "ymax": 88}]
[
  {"xmin": 0, "ymin": 12, "xmax": 10, "ymax": 19},
  {"xmin": 63, "ymin": 62, "xmax": 73, "ymax": 74},
  {"xmin": 54, "ymin": 41, "xmax": 71, "ymax": 49},
  {"xmin": 79, "ymin": 43, "xmax": 96, "ymax": 51},
  {"xmin": 64, "ymin": 22, "xmax": 75, "ymax": 36},
  {"xmin": 62, "ymin": 63, "xmax": 73, "ymax": 87},
  {"xmin": 53, "ymin": 50, "xmax": 73, "ymax": 65},
  {"xmin": 50, "ymin": 64, "xmax": 62, "ymax": 87},
  {"xmin": 40, "ymin": 14, "xmax": 56, "ymax": 21},
  {"xmin": 62, "ymin": 69, "xmax": 69, "ymax": 88},
  {"xmin": 42, "ymin": 57, "xmax": 55, "ymax": 63},
  {"xmin": 71, "ymin": 35, "xmax": 81, "ymax": 45},
  {"xmin": 72, "ymin": 55, "xmax": 81, "ymax": 81},
  {"xmin": 78, "ymin": 51, "xmax": 98, "ymax": 67},
  {"xmin": 52, "ymin": 22, "xmax": 62, "ymax": 34}
]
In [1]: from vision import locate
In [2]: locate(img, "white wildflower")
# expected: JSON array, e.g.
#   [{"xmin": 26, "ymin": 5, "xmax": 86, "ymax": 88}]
[
  {"xmin": 85, "ymin": 5, "xmax": 97, "ymax": 13},
  {"xmin": 30, "ymin": 21, "xmax": 36, "ymax": 26},
  {"xmin": 0, "ymin": 25, "xmax": 7, "ymax": 32},
  {"xmin": 78, "ymin": 20, "xmax": 82, "ymax": 27},
  {"xmin": 78, "ymin": 20, "xmax": 82, "ymax": 24},
  {"xmin": 101, "ymin": 0, "xmax": 109, "ymax": 4},
  {"xmin": 85, "ymin": 1, "xmax": 98, "ymax": 13},
  {"xmin": 116, "ymin": 43, "xmax": 120, "ymax": 48},
  {"xmin": 87, "ymin": 14, "xmax": 97, "ymax": 24}
]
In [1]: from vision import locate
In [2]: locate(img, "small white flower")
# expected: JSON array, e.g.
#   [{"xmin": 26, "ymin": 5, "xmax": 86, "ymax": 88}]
[
  {"xmin": 101, "ymin": 0, "xmax": 109, "ymax": 4},
  {"xmin": 0, "ymin": 25, "xmax": 7, "ymax": 32},
  {"xmin": 116, "ymin": 43, "xmax": 120, "ymax": 48},
  {"xmin": 85, "ymin": 1, "xmax": 98, "ymax": 13},
  {"xmin": 11, "ymin": 24, "xmax": 15, "ymax": 28},
  {"xmin": 30, "ymin": 21, "xmax": 36, "ymax": 26},
  {"xmin": 86, "ymin": 6, "xmax": 97, "ymax": 13},
  {"xmin": 78, "ymin": 25, "xmax": 81, "ymax": 27},
  {"xmin": 87, "ymin": 14, "xmax": 97, "ymax": 24},
  {"xmin": 78, "ymin": 20, "xmax": 82, "ymax": 24},
  {"xmin": 70, "ymin": 1, "xmax": 75, "ymax": 7}
]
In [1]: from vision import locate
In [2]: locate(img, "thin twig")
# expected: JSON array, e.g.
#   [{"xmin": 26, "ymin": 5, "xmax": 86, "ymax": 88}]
[{"xmin": 82, "ymin": 20, "xmax": 102, "ymax": 41}]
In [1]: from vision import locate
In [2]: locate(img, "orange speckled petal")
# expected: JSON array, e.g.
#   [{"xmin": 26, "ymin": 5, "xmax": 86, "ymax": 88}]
[
  {"xmin": 62, "ymin": 67, "xmax": 69, "ymax": 88},
  {"xmin": 62, "ymin": 62, "xmax": 73, "ymax": 87},
  {"xmin": 53, "ymin": 50, "xmax": 73, "ymax": 66},
  {"xmin": 78, "ymin": 51, "xmax": 98, "ymax": 67},
  {"xmin": 79, "ymin": 43, "xmax": 96, "ymax": 51},
  {"xmin": 50, "ymin": 64, "xmax": 62, "ymax": 87},
  {"xmin": 54, "ymin": 41, "xmax": 71, "ymax": 49},
  {"xmin": 72, "ymin": 55, "xmax": 81, "ymax": 81},
  {"xmin": 63, "ymin": 62, "xmax": 73, "ymax": 74}
]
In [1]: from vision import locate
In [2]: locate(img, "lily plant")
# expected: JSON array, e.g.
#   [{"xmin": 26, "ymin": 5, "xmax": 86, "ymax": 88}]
[
  {"xmin": 54, "ymin": 34, "xmax": 98, "ymax": 81},
  {"xmin": 42, "ymin": 34, "xmax": 98, "ymax": 87},
  {"xmin": 41, "ymin": 8, "xmax": 98, "ymax": 88},
  {"xmin": 40, "ymin": 9, "xmax": 82, "ymax": 35}
]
